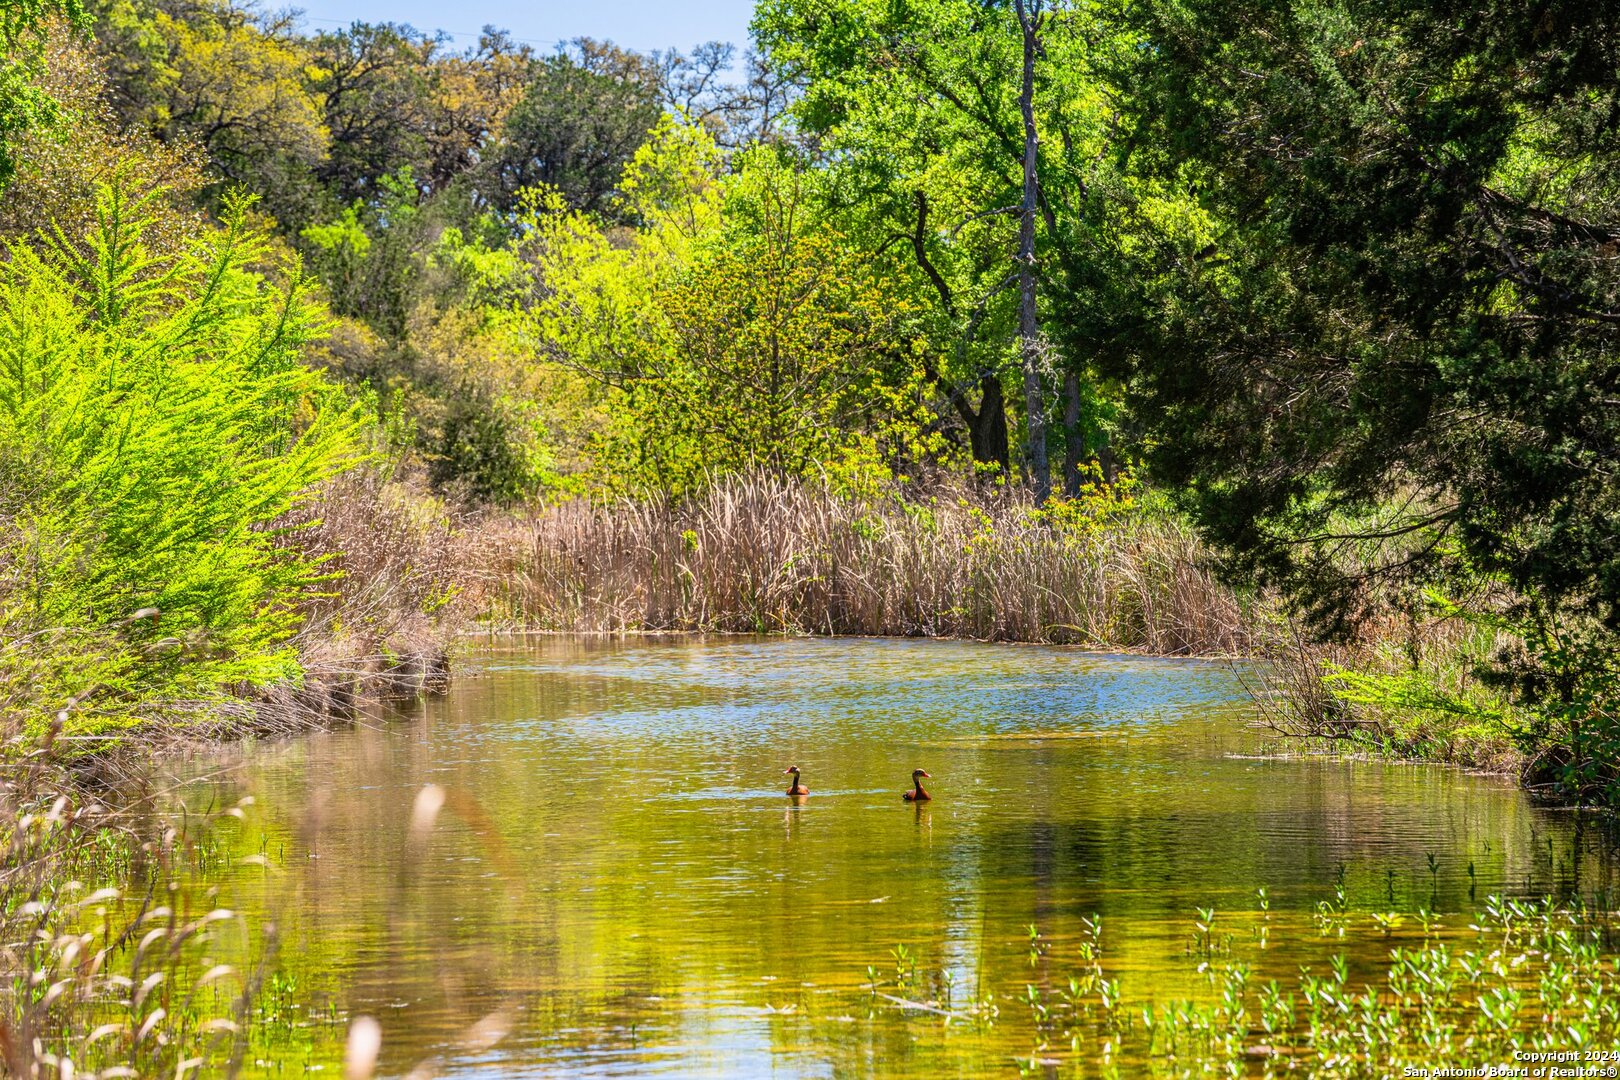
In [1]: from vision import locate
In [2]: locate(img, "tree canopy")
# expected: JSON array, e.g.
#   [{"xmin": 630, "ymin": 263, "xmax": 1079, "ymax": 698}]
[
  {"xmin": 3, "ymin": 0, "xmax": 1617, "ymax": 794},
  {"xmin": 1120, "ymin": 0, "xmax": 1620, "ymax": 648}
]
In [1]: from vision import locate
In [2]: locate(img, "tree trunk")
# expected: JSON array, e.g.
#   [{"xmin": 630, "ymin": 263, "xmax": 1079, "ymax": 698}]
[
  {"xmin": 1014, "ymin": 0, "xmax": 1049, "ymax": 504},
  {"xmin": 1062, "ymin": 369, "xmax": 1082, "ymax": 497},
  {"xmin": 1098, "ymin": 438, "xmax": 1117, "ymax": 486},
  {"xmin": 970, "ymin": 374, "xmax": 1011, "ymax": 471}
]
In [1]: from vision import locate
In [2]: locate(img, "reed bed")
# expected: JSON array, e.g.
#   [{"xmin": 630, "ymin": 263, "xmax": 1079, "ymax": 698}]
[
  {"xmin": 463, "ymin": 474, "xmax": 1251, "ymax": 656},
  {"xmin": 270, "ymin": 464, "xmax": 465, "ymax": 716}
]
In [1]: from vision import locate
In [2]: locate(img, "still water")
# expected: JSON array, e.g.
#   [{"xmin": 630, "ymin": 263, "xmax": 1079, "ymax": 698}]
[{"xmin": 181, "ymin": 636, "xmax": 1620, "ymax": 1076}]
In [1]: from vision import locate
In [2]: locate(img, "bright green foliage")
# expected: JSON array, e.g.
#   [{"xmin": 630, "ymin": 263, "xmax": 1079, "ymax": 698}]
[
  {"xmin": 637, "ymin": 220, "xmax": 929, "ymax": 491},
  {"xmin": 0, "ymin": 180, "xmax": 362, "ymax": 736},
  {"xmin": 300, "ymin": 168, "xmax": 424, "ymax": 339},
  {"xmin": 755, "ymin": 0, "xmax": 1033, "ymax": 470},
  {"xmin": 754, "ymin": 0, "xmax": 1159, "ymax": 487},
  {"xmin": 511, "ymin": 122, "xmax": 935, "ymax": 494},
  {"xmin": 0, "ymin": 0, "xmax": 88, "ymax": 189},
  {"xmin": 1319, "ymin": 659, "xmax": 1520, "ymax": 766}
]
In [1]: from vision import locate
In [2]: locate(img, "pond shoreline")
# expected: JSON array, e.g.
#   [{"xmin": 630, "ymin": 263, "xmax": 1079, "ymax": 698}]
[
  {"xmin": 463, "ymin": 623, "xmax": 1258, "ymax": 659},
  {"xmin": 73, "ymin": 630, "xmax": 1539, "ymax": 798}
]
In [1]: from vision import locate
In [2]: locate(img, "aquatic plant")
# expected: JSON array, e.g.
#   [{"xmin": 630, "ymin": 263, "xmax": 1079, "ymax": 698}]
[
  {"xmin": 865, "ymin": 895, "xmax": 1620, "ymax": 1077},
  {"xmin": 467, "ymin": 472, "xmax": 1250, "ymax": 655}
]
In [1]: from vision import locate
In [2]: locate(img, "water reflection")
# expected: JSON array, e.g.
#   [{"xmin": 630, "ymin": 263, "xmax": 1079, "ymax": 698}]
[{"xmin": 178, "ymin": 636, "xmax": 1620, "ymax": 1077}]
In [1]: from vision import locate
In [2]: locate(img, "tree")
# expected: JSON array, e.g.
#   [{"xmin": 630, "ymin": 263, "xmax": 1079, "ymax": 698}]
[
  {"xmin": 307, "ymin": 21, "xmax": 441, "ymax": 205},
  {"xmin": 0, "ymin": 0, "xmax": 87, "ymax": 189},
  {"xmin": 755, "ymin": 0, "xmax": 1141, "ymax": 494},
  {"xmin": 300, "ymin": 168, "xmax": 427, "ymax": 339},
  {"xmin": 91, "ymin": 0, "xmax": 326, "ymax": 210},
  {"xmin": 476, "ymin": 42, "xmax": 662, "ymax": 215},
  {"xmin": 0, "ymin": 30, "xmax": 204, "ymax": 248},
  {"xmin": 1122, "ymin": 0, "xmax": 1620, "ymax": 794},
  {"xmin": 651, "ymin": 41, "xmax": 800, "ymax": 150},
  {"xmin": 0, "ymin": 181, "xmax": 361, "ymax": 729},
  {"xmin": 1013, "ymin": 0, "xmax": 1048, "ymax": 501},
  {"xmin": 425, "ymin": 28, "xmax": 534, "ymax": 190},
  {"xmin": 511, "ymin": 122, "xmax": 931, "ymax": 493},
  {"xmin": 641, "ymin": 162, "xmax": 929, "ymax": 487}
]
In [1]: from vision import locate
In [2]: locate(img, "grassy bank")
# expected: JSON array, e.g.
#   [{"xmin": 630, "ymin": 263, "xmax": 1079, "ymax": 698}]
[
  {"xmin": 1240, "ymin": 593, "xmax": 1606, "ymax": 799},
  {"xmin": 269, "ymin": 464, "xmax": 466, "ymax": 716},
  {"xmin": 464, "ymin": 473, "xmax": 1252, "ymax": 656}
]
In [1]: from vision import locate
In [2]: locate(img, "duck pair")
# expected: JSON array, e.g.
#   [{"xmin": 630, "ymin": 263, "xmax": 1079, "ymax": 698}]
[{"xmin": 781, "ymin": 766, "xmax": 933, "ymax": 802}]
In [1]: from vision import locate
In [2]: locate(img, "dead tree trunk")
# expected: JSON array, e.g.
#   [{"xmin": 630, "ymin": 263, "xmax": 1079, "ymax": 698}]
[{"xmin": 972, "ymin": 375, "xmax": 1011, "ymax": 470}]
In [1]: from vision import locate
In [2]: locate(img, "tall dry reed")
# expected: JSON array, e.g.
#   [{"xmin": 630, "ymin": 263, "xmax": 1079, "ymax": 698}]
[
  {"xmin": 0, "ymin": 719, "xmax": 273, "ymax": 1077},
  {"xmin": 269, "ymin": 464, "xmax": 467, "ymax": 718},
  {"xmin": 462, "ymin": 473, "xmax": 1251, "ymax": 656}
]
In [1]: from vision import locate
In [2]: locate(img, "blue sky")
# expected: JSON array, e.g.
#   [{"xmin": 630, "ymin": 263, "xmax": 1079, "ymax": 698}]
[{"xmin": 290, "ymin": 0, "xmax": 758, "ymax": 58}]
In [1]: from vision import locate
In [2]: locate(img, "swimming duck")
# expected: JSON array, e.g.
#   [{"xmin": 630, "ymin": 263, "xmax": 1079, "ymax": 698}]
[
  {"xmin": 784, "ymin": 765, "xmax": 809, "ymax": 797},
  {"xmin": 902, "ymin": 769, "xmax": 932, "ymax": 802}
]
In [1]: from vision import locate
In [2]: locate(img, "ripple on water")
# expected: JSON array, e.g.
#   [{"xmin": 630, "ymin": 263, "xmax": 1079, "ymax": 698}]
[{"xmin": 180, "ymin": 636, "xmax": 1620, "ymax": 1078}]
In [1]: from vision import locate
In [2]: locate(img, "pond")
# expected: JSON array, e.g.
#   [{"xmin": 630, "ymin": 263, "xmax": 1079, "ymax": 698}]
[{"xmin": 178, "ymin": 636, "xmax": 1620, "ymax": 1076}]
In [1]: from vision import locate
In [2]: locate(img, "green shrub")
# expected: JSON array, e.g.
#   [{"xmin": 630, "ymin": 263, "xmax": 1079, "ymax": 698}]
[{"xmin": 0, "ymin": 180, "xmax": 363, "ymax": 740}]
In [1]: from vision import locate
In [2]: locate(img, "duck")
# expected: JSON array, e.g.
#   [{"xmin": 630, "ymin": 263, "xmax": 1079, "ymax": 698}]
[
  {"xmin": 902, "ymin": 768, "xmax": 932, "ymax": 802},
  {"xmin": 784, "ymin": 765, "xmax": 809, "ymax": 797}
]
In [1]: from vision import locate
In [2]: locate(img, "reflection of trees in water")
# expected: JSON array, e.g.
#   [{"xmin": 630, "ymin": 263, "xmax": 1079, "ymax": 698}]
[{"xmin": 172, "ymin": 638, "xmax": 1620, "ymax": 1074}]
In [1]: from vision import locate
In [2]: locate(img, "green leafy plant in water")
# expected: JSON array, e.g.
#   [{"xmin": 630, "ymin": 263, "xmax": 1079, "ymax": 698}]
[
  {"xmin": 1314, "ymin": 870, "xmax": 1350, "ymax": 939},
  {"xmin": 889, "ymin": 943, "xmax": 916, "ymax": 989},
  {"xmin": 1191, "ymin": 907, "xmax": 1216, "ymax": 956},
  {"xmin": 1026, "ymin": 922, "xmax": 1048, "ymax": 966}
]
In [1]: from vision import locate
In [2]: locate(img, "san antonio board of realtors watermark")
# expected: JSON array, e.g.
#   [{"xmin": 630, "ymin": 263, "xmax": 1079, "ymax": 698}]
[{"xmin": 1403, "ymin": 1054, "xmax": 1620, "ymax": 1079}]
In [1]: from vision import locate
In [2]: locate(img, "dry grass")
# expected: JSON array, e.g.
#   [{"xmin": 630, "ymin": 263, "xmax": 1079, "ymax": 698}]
[
  {"xmin": 0, "ymin": 720, "xmax": 274, "ymax": 1077},
  {"xmin": 0, "ymin": 463, "xmax": 467, "ymax": 750},
  {"xmin": 2, "ymin": 464, "xmax": 1248, "ymax": 747},
  {"xmin": 1242, "ymin": 623, "xmax": 1364, "ymax": 741},
  {"xmin": 267, "ymin": 464, "xmax": 467, "ymax": 720},
  {"xmin": 460, "ymin": 473, "xmax": 1252, "ymax": 656}
]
